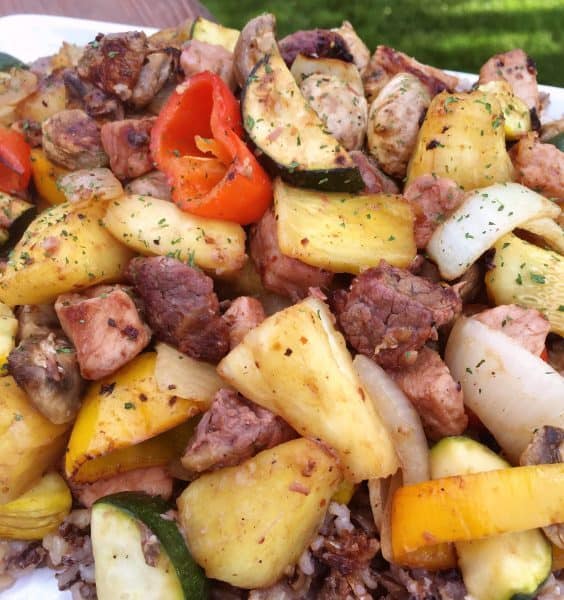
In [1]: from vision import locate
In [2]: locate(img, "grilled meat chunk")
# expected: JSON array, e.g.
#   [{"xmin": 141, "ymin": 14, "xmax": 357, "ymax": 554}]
[
  {"xmin": 474, "ymin": 304, "xmax": 550, "ymax": 356},
  {"xmin": 520, "ymin": 426, "xmax": 564, "ymax": 548},
  {"xmin": 233, "ymin": 13, "xmax": 278, "ymax": 88},
  {"xmin": 479, "ymin": 48, "xmax": 540, "ymax": 112},
  {"xmin": 15, "ymin": 304, "xmax": 60, "ymax": 340},
  {"xmin": 131, "ymin": 49, "xmax": 179, "ymax": 108},
  {"xmin": 333, "ymin": 261, "xmax": 461, "ymax": 369},
  {"xmin": 42, "ymin": 109, "xmax": 108, "ymax": 170},
  {"xmin": 77, "ymin": 31, "xmax": 147, "ymax": 101},
  {"xmin": 349, "ymin": 150, "xmax": 399, "ymax": 193},
  {"xmin": 126, "ymin": 256, "xmax": 229, "ymax": 363},
  {"xmin": 125, "ymin": 170, "xmax": 171, "ymax": 200},
  {"xmin": 180, "ymin": 40, "xmax": 235, "ymax": 89},
  {"xmin": 250, "ymin": 209, "xmax": 334, "ymax": 301},
  {"xmin": 100, "ymin": 117, "xmax": 155, "ymax": 180},
  {"xmin": 510, "ymin": 132, "xmax": 564, "ymax": 202},
  {"xmin": 222, "ymin": 296, "xmax": 265, "ymax": 349},
  {"xmin": 181, "ymin": 389, "xmax": 296, "ymax": 474},
  {"xmin": 55, "ymin": 285, "xmax": 151, "ymax": 380},
  {"xmin": 404, "ymin": 175, "xmax": 466, "ymax": 248},
  {"xmin": 8, "ymin": 331, "xmax": 84, "ymax": 424},
  {"xmin": 63, "ymin": 69, "xmax": 124, "ymax": 121},
  {"xmin": 278, "ymin": 29, "xmax": 353, "ymax": 67},
  {"xmin": 388, "ymin": 346, "xmax": 467, "ymax": 440},
  {"xmin": 367, "ymin": 73, "xmax": 431, "ymax": 179}
]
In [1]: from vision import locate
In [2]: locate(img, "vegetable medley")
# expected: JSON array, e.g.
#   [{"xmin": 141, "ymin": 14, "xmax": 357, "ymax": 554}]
[{"xmin": 0, "ymin": 11, "xmax": 563, "ymax": 600}]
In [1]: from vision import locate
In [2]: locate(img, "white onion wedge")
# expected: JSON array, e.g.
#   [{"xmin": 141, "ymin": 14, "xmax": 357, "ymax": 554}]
[
  {"xmin": 155, "ymin": 342, "xmax": 226, "ymax": 406},
  {"xmin": 58, "ymin": 168, "xmax": 124, "ymax": 204},
  {"xmin": 519, "ymin": 217, "xmax": 564, "ymax": 255},
  {"xmin": 445, "ymin": 317, "xmax": 564, "ymax": 463},
  {"xmin": 427, "ymin": 183, "xmax": 560, "ymax": 279},
  {"xmin": 353, "ymin": 355, "xmax": 429, "ymax": 484}
]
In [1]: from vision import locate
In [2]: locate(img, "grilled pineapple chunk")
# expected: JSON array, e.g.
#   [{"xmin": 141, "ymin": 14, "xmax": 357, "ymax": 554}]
[
  {"xmin": 477, "ymin": 80, "xmax": 531, "ymax": 140},
  {"xmin": 218, "ymin": 297, "xmax": 398, "ymax": 482},
  {"xmin": 407, "ymin": 90, "xmax": 514, "ymax": 190},
  {"xmin": 104, "ymin": 194, "xmax": 246, "ymax": 275},
  {"xmin": 274, "ymin": 179, "xmax": 416, "ymax": 273},
  {"xmin": 485, "ymin": 233, "xmax": 564, "ymax": 336},
  {"xmin": 178, "ymin": 438, "xmax": 342, "ymax": 588},
  {"xmin": 0, "ymin": 200, "xmax": 134, "ymax": 306},
  {"xmin": 0, "ymin": 472, "xmax": 71, "ymax": 539}
]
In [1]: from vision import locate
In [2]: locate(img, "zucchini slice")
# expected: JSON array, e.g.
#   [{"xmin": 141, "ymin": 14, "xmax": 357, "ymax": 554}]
[
  {"xmin": 92, "ymin": 492, "xmax": 208, "ymax": 600},
  {"xmin": 241, "ymin": 52, "xmax": 363, "ymax": 192},
  {"xmin": 430, "ymin": 437, "xmax": 552, "ymax": 600},
  {"xmin": 190, "ymin": 17, "xmax": 239, "ymax": 52}
]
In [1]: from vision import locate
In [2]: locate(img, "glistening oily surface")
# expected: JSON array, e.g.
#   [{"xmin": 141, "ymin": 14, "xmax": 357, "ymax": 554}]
[{"xmin": 0, "ymin": 12, "xmax": 562, "ymax": 600}]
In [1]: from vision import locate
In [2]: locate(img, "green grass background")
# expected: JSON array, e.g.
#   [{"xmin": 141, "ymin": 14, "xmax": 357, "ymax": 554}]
[{"xmin": 205, "ymin": 0, "xmax": 564, "ymax": 86}]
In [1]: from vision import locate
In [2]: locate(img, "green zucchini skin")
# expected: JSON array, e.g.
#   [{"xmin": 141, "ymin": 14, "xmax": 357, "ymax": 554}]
[
  {"xmin": 546, "ymin": 132, "xmax": 564, "ymax": 152},
  {"xmin": 93, "ymin": 492, "xmax": 208, "ymax": 599},
  {"xmin": 430, "ymin": 437, "xmax": 552, "ymax": 600},
  {"xmin": 0, "ymin": 52, "xmax": 27, "ymax": 71},
  {"xmin": 241, "ymin": 54, "xmax": 364, "ymax": 193}
]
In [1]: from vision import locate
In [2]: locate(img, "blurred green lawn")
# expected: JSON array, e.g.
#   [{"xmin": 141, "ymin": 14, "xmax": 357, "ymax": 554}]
[{"xmin": 205, "ymin": 0, "xmax": 564, "ymax": 86}]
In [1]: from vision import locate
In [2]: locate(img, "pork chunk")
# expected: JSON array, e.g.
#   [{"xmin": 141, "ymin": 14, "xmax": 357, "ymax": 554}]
[
  {"xmin": 479, "ymin": 49, "xmax": 539, "ymax": 112},
  {"xmin": 278, "ymin": 29, "xmax": 353, "ymax": 67},
  {"xmin": 55, "ymin": 285, "xmax": 151, "ymax": 380},
  {"xmin": 181, "ymin": 389, "xmax": 296, "ymax": 473},
  {"xmin": 77, "ymin": 31, "xmax": 147, "ymax": 101},
  {"xmin": 333, "ymin": 261, "xmax": 461, "ymax": 369},
  {"xmin": 520, "ymin": 426, "xmax": 564, "ymax": 548},
  {"xmin": 131, "ymin": 49, "xmax": 179, "ymax": 108},
  {"xmin": 63, "ymin": 69, "xmax": 124, "ymax": 121},
  {"xmin": 250, "ymin": 209, "xmax": 334, "ymax": 301},
  {"xmin": 125, "ymin": 170, "xmax": 171, "ymax": 200},
  {"xmin": 510, "ymin": 132, "xmax": 564, "ymax": 202},
  {"xmin": 474, "ymin": 304, "xmax": 550, "ymax": 356},
  {"xmin": 8, "ymin": 332, "xmax": 84, "ymax": 424},
  {"xmin": 126, "ymin": 256, "xmax": 229, "ymax": 363},
  {"xmin": 222, "ymin": 296, "xmax": 265, "ymax": 349},
  {"xmin": 349, "ymin": 151, "xmax": 399, "ymax": 194},
  {"xmin": 74, "ymin": 466, "xmax": 173, "ymax": 508},
  {"xmin": 42, "ymin": 109, "xmax": 108, "ymax": 170},
  {"xmin": 180, "ymin": 40, "xmax": 235, "ymax": 89},
  {"xmin": 100, "ymin": 117, "xmax": 155, "ymax": 179},
  {"xmin": 389, "ymin": 346, "xmax": 467, "ymax": 440},
  {"xmin": 404, "ymin": 175, "xmax": 466, "ymax": 247}
]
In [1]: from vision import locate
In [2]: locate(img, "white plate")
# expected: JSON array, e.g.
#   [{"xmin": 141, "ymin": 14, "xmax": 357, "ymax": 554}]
[{"xmin": 0, "ymin": 12, "xmax": 562, "ymax": 600}]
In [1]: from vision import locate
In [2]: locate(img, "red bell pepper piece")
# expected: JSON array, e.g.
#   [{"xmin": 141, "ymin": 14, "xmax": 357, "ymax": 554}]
[
  {"xmin": 151, "ymin": 71, "xmax": 272, "ymax": 225},
  {"xmin": 0, "ymin": 127, "xmax": 31, "ymax": 194}
]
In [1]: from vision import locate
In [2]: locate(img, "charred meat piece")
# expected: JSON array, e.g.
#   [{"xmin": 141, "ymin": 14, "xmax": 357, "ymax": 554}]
[
  {"xmin": 233, "ymin": 13, "xmax": 278, "ymax": 88},
  {"xmin": 474, "ymin": 304, "xmax": 550, "ymax": 356},
  {"xmin": 11, "ymin": 119, "xmax": 42, "ymax": 147},
  {"xmin": 278, "ymin": 29, "xmax": 353, "ymax": 67},
  {"xmin": 547, "ymin": 336, "xmax": 564, "ymax": 376},
  {"xmin": 126, "ymin": 256, "xmax": 229, "ymax": 363},
  {"xmin": 55, "ymin": 285, "xmax": 151, "ymax": 380},
  {"xmin": 333, "ymin": 261, "xmax": 461, "ymax": 369},
  {"xmin": 363, "ymin": 45, "xmax": 458, "ymax": 104},
  {"xmin": 349, "ymin": 150, "xmax": 399, "ymax": 194},
  {"xmin": 100, "ymin": 117, "xmax": 155, "ymax": 180},
  {"xmin": 367, "ymin": 73, "xmax": 431, "ymax": 179},
  {"xmin": 180, "ymin": 40, "xmax": 235, "ymax": 89},
  {"xmin": 181, "ymin": 389, "xmax": 296, "ymax": 474},
  {"xmin": 125, "ymin": 170, "xmax": 171, "ymax": 200},
  {"xmin": 520, "ymin": 426, "xmax": 564, "ymax": 548},
  {"xmin": 222, "ymin": 296, "xmax": 265, "ymax": 349},
  {"xmin": 250, "ymin": 209, "xmax": 334, "ymax": 301},
  {"xmin": 63, "ymin": 69, "xmax": 124, "ymax": 121},
  {"xmin": 388, "ymin": 346, "xmax": 468, "ymax": 440},
  {"xmin": 510, "ymin": 132, "xmax": 564, "ymax": 202},
  {"xmin": 131, "ymin": 49, "xmax": 179, "ymax": 108},
  {"xmin": 404, "ymin": 175, "xmax": 466, "ymax": 248},
  {"xmin": 72, "ymin": 466, "xmax": 173, "ymax": 508},
  {"xmin": 77, "ymin": 31, "xmax": 147, "ymax": 101},
  {"xmin": 299, "ymin": 73, "xmax": 367, "ymax": 151},
  {"xmin": 15, "ymin": 304, "xmax": 60, "ymax": 340},
  {"xmin": 380, "ymin": 565, "xmax": 467, "ymax": 600},
  {"xmin": 479, "ymin": 48, "xmax": 539, "ymax": 112},
  {"xmin": 8, "ymin": 332, "xmax": 84, "ymax": 424},
  {"xmin": 42, "ymin": 109, "xmax": 108, "ymax": 170}
]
